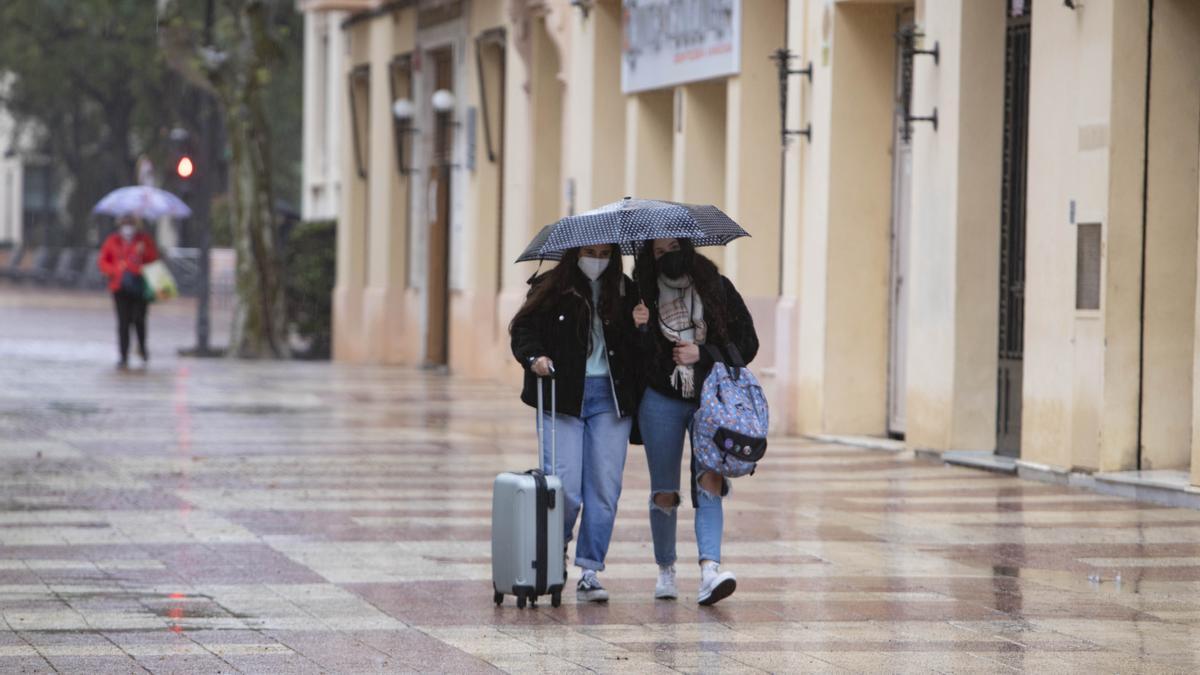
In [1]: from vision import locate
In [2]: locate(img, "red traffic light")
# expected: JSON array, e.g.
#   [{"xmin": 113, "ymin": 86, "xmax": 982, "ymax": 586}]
[{"xmin": 176, "ymin": 156, "xmax": 194, "ymax": 179}]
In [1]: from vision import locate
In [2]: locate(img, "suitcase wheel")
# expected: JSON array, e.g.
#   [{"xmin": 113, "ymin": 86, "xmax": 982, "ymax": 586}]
[
  {"xmin": 529, "ymin": 594, "xmax": 537, "ymax": 608},
  {"xmin": 516, "ymin": 593, "xmax": 527, "ymax": 609},
  {"xmin": 551, "ymin": 591, "xmax": 561, "ymax": 608},
  {"xmin": 494, "ymin": 590, "xmax": 503, "ymax": 606}
]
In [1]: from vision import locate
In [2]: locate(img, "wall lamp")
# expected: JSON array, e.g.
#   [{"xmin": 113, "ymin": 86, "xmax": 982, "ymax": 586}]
[
  {"xmin": 431, "ymin": 89, "xmax": 461, "ymax": 168},
  {"xmin": 770, "ymin": 47, "xmax": 814, "ymax": 145},
  {"xmin": 570, "ymin": 0, "xmax": 595, "ymax": 20},
  {"xmin": 432, "ymin": 89, "xmax": 457, "ymax": 117},
  {"xmin": 896, "ymin": 26, "xmax": 939, "ymax": 140},
  {"xmin": 389, "ymin": 53, "xmax": 417, "ymax": 176},
  {"xmin": 391, "ymin": 97, "xmax": 419, "ymax": 175}
]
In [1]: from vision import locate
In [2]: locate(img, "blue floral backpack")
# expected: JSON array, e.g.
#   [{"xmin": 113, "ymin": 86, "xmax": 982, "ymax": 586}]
[{"xmin": 692, "ymin": 344, "xmax": 769, "ymax": 477}]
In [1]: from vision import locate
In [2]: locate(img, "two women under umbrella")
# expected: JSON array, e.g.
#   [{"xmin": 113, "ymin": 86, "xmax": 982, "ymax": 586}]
[{"xmin": 509, "ymin": 199, "xmax": 759, "ymax": 605}]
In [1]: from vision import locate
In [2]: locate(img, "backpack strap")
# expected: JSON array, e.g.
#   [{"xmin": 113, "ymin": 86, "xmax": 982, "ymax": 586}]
[
  {"xmin": 703, "ymin": 344, "xmax": 741, "ymax": 381},
  {"xmin": 724, "ymin": 343, "xmax": 746, "ymax": 368}
]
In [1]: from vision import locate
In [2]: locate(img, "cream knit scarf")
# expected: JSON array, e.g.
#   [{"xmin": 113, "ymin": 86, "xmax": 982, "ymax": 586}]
[{"xmin": 657, "ymin": 274, "xmax": 706, "ymax": 397}]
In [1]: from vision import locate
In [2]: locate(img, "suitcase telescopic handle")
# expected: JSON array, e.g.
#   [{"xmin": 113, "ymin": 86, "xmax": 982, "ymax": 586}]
[{"xmin": 536, "ymin": 372, "xmax": 556, "ymax": 476}]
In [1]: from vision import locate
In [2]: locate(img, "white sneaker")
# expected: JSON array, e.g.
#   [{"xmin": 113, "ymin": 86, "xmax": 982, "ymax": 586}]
[
  {"xmin": 655, "ymin": 565, "xmax": 678, "ymax": 600},
  {"xmin": 697, "ymin": 563, "xmax": 736, "ymax": 606},
  {"xmin": 576, "ymin": 570, "xmax": 609, "ymax": 603}
]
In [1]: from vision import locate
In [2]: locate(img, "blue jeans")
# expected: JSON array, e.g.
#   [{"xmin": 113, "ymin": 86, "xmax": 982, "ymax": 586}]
[
  {"xmin": 539, "ymin": 376, "xmax": 631, "ymax": 571},
  {"xmin": 639, "ymin": 387, "xmax": 724, "ymax": 566}
]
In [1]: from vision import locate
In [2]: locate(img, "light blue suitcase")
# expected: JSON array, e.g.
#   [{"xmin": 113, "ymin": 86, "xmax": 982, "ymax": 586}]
[{"xmin": 491, "ymin": 376, "xmax": 565, "ymax": 608}]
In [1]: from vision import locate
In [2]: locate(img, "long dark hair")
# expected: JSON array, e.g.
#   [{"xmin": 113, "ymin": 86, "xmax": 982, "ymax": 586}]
[
  {"xmin": 633, "ymin": 238, "xmax": 729, "ymax": 343},
  {"xmin": 509, "ymin": 246, "xmax": 625, "ymax": 344}
]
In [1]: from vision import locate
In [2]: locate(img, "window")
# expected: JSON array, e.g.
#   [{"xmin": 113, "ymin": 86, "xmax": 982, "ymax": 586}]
[
  {"xmin": 1075, "ymin": 223, "xmax": 1101, "ymax": 310},
  {"xmin": 348, "ymin": 64, "xmax": 370, "ymax": 180}
]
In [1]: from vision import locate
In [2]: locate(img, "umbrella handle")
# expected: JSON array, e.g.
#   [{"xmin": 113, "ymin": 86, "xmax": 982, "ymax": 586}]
[{"xmin": 635, "ymin": 295, "xmax": 650, "ymax": 334}]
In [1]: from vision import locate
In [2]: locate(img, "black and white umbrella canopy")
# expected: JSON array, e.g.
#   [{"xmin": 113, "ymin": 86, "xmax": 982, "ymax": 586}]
[{"xmin": 515, "ymin": 197, "xmax": 750, "ymax": 262}]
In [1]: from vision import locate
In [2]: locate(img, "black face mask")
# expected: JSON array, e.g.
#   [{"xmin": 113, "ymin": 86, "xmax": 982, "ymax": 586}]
[{"xmin": 658, "ymin": 250, "xmax": 689, "ymax": 279}]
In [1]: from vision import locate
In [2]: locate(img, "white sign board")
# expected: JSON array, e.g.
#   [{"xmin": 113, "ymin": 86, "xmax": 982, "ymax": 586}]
[{"xmin": 622, "ymin": 0, "xmax": 741, "ymax": 94}]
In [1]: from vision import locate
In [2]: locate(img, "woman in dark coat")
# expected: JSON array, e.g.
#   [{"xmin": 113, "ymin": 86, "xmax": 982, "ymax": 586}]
[
  {"xmin": 509, "ymin": 244, "xmax": 639, "ymax": 603},
  {"xmin": 631, "ymin": 237, "xmax": 759, "ymax": 606}
]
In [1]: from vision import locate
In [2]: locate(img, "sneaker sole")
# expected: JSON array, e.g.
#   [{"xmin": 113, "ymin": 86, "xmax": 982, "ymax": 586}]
[
  {"xmin": 577, "ymin": 591, "xmax": 609, "ymax": 603},
  {"xmin": 654, "ymin": 589, "xmax": 678, "ymax": 600},
  {"xmin": 698, "ymin": 578, "xmax": 736, "ymax": 606}
]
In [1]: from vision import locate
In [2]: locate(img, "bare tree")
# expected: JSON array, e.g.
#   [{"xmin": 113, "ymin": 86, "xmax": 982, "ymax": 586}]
[{"xmin": 157, "ymin": 0, "xmax": 290, "ymax": 358}]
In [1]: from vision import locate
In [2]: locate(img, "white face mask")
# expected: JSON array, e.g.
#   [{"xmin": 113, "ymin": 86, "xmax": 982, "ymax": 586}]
[
  {"xmin": 120, "ymin": 225, "xmax": 136, "ymax": 240},
  {"xmin": 577, "ymin": 256, "xmax": 609, "ymax": 281}
]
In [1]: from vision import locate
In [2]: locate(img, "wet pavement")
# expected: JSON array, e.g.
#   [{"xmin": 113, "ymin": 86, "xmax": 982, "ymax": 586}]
[{"xmin": 2, "ymin": 287, "xmax": 1199, "ymax": 673}]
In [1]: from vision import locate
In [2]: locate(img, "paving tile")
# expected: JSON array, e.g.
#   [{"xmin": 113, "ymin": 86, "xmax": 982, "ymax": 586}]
[{"xmin": 3, "ymin": 288, "xmax": 1200, "ymax": 673}]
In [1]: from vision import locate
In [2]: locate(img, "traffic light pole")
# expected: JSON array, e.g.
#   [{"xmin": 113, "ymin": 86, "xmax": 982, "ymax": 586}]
[
  {"xmin": 180, "ymin": 0, "xmax": 221, "ymax": 358},
  {"xmin": 186, "ymin": 100, "xmax": 219, "ymax": 357},
  {"xmin": 195, "ymin": 187, "xmax": 211, "ymax": 354},
  {"xmin": 198, "ymin": 0, "xmax": 216, "ymax": 356}
]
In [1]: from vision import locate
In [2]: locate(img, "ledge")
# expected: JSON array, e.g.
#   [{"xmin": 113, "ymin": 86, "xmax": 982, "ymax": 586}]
[
  {"xmin": 298, "ymin": 0, "xmax": 376, "ymax": 12},
  {"xmin": 943, "ymin": 450, "xmax": 1018, "ymax": 475},
  {"xmin": 802, "ymin": 436, "xmax": 1200, "ymax": 511},
  {"xmin": 806, "ymin": 434, "xmax": 906, "ymax": 454},
  {"xmin": 1015, "ymin": 459, "xmax": 1072, "ymax": 485},
  {"xmin": 1090, "ymin": 470, "xmax": 1200, "ymax": 510}
]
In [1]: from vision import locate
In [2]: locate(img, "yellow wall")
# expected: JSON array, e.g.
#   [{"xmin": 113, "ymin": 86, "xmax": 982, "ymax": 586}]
[
  {"xmin": 566, "ymin": 0, "xmax": 626, "ymax": 211},
  {"xmin": 625, "ymin": 91, "xmax": 673, "ymax": 200}
]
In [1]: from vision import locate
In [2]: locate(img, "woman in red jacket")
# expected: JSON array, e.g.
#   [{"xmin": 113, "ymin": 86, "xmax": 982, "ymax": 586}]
[{"xmin": 98, "ymin": 216, "xmax": 159, "ymax": 368}]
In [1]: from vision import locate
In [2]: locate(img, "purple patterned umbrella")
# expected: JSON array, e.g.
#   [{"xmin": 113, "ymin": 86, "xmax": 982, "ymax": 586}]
[{"xmin": 93, "ymin": 186, "xmax": 192, "ymax": 220}]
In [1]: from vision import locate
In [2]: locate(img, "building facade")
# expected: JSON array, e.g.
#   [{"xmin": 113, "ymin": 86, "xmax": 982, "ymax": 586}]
[
  {"xmin": 301, "ymin": 0, "xmax": 1200, "ymax": 493},
  {"xmin": 0, "ymin": 83, "xmax": 25, "ymax": 247},
  {"xmin": 300, "ymin": 5, "xmax": 349, "ymax": 222}
]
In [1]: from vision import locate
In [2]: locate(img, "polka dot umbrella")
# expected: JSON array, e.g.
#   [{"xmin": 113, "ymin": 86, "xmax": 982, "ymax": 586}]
[{"xmin": 515, "ymin": 197, "xmax": 750, "ymax": 262}]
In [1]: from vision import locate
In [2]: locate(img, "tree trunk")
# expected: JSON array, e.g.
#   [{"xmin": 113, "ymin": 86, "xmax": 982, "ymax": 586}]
[
  {"xmin": 221, "ymin": 8, "xmax": 289, "ymax": 359},
  {"xmin": 158, "ymin": 0, "xmax": 290, "ymax": 358},
  {"xmin": 225, "ymin": 92, "xmax": 289, "ymax": 358}
]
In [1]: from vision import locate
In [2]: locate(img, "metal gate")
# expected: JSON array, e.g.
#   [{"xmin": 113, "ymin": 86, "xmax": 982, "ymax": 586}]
[
  {"xmin": 996, "ymin": 1, "xmax": 1031, "ymax": 457},
  {"xmin": 888, "ymin": 12, "xmax": 917, "ymax": 436}
]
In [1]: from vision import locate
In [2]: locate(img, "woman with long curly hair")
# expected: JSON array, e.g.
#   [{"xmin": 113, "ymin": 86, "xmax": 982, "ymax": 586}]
[
  {"xmin": 631, "ymin": 237, "xmax": 759, "ymax": 605},
  {"xmin": 509, "ymin": 244, "xmax": 639, "ymax": 602}
]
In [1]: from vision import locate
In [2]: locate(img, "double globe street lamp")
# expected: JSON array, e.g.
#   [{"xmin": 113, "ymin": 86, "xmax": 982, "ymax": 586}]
[{"xmin": 391, "ymin": 88, "xmax": 457, "ymax": 175}]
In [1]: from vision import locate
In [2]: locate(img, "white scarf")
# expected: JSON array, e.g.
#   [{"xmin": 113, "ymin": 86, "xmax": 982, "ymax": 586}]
[{"xmin": 657, "ymin": 274, "xmax": 706, "ymax": 397}]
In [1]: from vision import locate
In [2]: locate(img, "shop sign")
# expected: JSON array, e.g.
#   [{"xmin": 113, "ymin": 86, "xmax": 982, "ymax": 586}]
[{"xmin": 622, "ymin": 0, "xmax": 741, "ymax": 94}]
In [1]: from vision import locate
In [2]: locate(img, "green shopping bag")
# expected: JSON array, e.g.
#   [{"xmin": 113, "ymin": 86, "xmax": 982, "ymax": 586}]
[{"xmin": 141, "ymin": 260, "xmax": 179, "ymax": 302}]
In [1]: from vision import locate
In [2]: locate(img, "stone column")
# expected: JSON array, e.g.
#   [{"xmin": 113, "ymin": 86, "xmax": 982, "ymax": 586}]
[
  {"xmin": 773, "ymin": 0, "xmax": 810, "ymax": 435},
  {"xmin": 723, "ymin": 0, "xmax": 786, "ymax": 371},
  {"xmin": 332, "ymin": 23, "xmax": 371, "ymax": 363},
  {"xmin": 1141, "ymin": 0, "xmax": 1200, "ymax": 471},
  {"xmin": 1096, "ymin": 0, "xmax": 1150, "ymax": 472},
  {"xmin": 361, "ymin": 14, "xmax": 412, "ymax": 364},
  {"xmin": 793, "ymin": 2, "xmax": 897, "ymax": 436},
  {"xmin": 905, "ymin": 0, "xmax": 1005, "ymax": 452}
]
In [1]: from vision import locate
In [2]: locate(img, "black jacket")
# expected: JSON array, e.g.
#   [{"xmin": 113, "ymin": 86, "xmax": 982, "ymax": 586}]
[
  {"xmin": 640, "ymin": 275, "xmax": 759, "ymax": 402},
  {"xmin": 510, "ymin": 272, "xmax": 640, "ymax": 418}
]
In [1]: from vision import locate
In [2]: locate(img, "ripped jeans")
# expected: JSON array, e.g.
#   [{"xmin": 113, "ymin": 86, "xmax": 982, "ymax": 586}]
[{"xmin": 639, "ymin": 386, "xmax": 724, "ymax": 566}]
